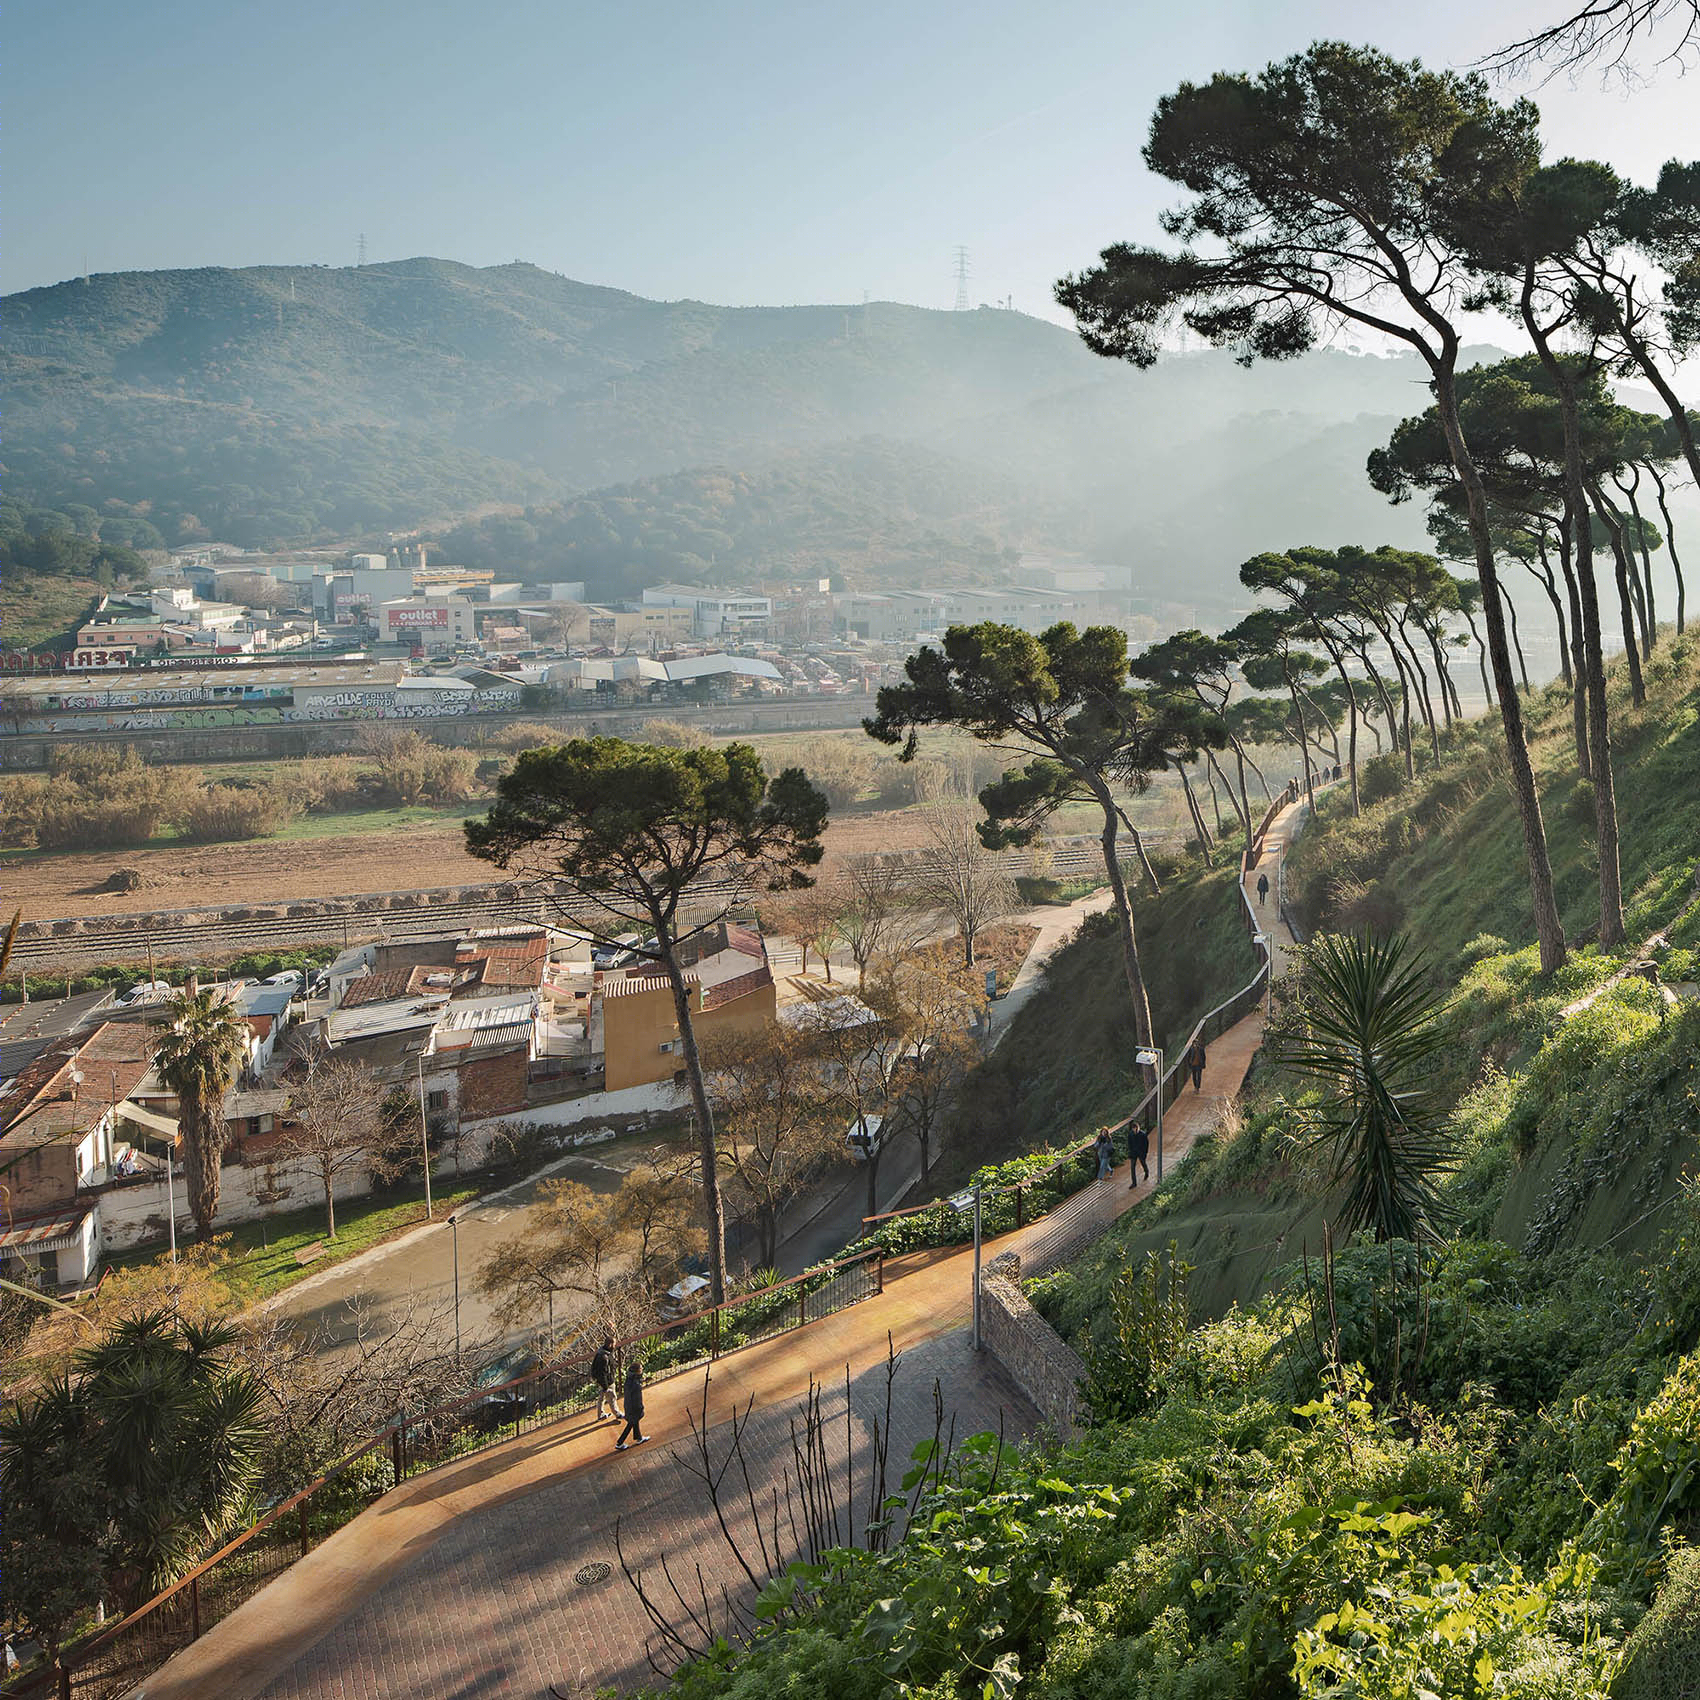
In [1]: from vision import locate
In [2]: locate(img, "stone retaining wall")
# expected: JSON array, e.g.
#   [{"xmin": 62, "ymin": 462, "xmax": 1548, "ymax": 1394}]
[{"xmin": 978, "ymin": 1251, "xmax": 1086, "ymax": 1440}]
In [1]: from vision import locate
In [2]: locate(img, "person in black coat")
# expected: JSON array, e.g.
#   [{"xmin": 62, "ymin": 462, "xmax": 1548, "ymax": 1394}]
[
  {"xmin": 1126, "ymin": 1121, "xmax": 1150, "ymax": 1188},
  {"xmin": 616, "ymin": 1358, "xmax": 647, "ymax": 1449},
  {"xmin": 1188, "ymin": 1038, "xmax": 1207, "ymax": 1091},
  {"xmin": 590, "ymin": 1334, "xmax": 621, "ymax": 1422}
]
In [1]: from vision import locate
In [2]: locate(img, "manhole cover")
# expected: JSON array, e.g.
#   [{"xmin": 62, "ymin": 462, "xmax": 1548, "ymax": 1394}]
[{"xmin": 574, "ymin": 1561, "xmax": 612, "ymax": 1586}]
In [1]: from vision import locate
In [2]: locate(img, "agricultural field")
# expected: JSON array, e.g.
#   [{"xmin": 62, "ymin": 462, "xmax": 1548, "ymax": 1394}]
[{"xmin": 1, "ymin": 722, "xmax": 1208, "ymax": 919}]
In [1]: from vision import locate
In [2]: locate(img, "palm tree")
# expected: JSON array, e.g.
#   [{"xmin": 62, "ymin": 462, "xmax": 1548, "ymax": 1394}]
[
  {"xmin": 1276, "ymin": 932, "xmax": 1455, "ymax": 1247},
  {"xmin": 3, "ymin": 1311, "xmax": 266, "ymax": 1626},
  {"xmin": 151, "ymin": 984, "xmax": 249, "ymax": 1239},
  {"xmin": 73, "ymin": 1311, "xmax": 265, "ymax": 1604}
]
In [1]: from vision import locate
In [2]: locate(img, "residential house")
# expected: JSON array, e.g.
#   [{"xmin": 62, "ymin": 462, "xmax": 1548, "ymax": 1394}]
[{"xmin": 601, "ymin": 924, "xmax": 776, "ymax": 1091}]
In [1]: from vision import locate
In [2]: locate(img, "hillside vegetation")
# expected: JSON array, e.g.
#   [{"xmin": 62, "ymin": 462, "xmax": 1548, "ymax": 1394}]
[{"xmin": 649, "ymin": 639, "xmax": 1700, "ymax": 1700}]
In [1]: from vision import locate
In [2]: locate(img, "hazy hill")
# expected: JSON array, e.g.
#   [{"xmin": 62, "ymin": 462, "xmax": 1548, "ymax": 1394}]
[{"xmin": 4, "ymin": 258, "xmax": 1457, "ymax": 599}]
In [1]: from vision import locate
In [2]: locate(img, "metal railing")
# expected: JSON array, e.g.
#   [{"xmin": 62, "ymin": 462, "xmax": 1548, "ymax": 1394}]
[{"xmin": 4, "ymin": 1247, "xmax": 885, "ymax": 1700}]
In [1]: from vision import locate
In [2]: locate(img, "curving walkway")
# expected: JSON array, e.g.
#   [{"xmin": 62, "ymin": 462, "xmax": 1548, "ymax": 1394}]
[{"xmin": 138, "ymin": 801, "xmax": 1304, "ymax": 1700}]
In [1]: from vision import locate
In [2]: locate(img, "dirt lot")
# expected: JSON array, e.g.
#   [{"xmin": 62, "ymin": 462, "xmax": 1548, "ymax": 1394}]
[{"xmin": 0, "ymin": 809, "xmax": 965, "ymax": 920}]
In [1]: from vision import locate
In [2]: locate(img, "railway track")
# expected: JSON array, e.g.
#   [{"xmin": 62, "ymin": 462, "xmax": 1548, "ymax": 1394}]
[{"xmin": 8, "ymin": 833, "xmax": 1184, "ymax": 971}]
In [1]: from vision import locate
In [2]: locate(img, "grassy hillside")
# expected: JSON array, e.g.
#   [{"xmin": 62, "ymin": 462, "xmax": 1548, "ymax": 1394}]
[
  {"xmin": 651, "ymin": 641, "xmax": 1700, "ymax": 1700},
  {"xmin": 1044, "ymin": 633, "xmax": 1700, "ymax": 1343},
  {"xmin": 930, "ymin": 854, "xmax": 1259, "ymax": 1191}
]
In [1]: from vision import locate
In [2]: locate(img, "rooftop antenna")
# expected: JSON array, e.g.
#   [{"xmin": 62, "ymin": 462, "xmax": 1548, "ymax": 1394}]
[
  {"xmin": 357, "ymin": 232, "xmax": 367, "ymax": 268},
  {"xmin": 953, "ymin": 247, "xmax": 971, "ymax": 311}
]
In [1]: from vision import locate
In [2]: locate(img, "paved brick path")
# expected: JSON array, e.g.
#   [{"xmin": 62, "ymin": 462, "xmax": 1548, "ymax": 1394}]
[
  {"xmin": 255, "ymin": 1330, "xmax": 1031, "ymax": 1700},
  {"xmin": 139, "ymin": 799, "xmax": 1303, "ymax": 1700}
]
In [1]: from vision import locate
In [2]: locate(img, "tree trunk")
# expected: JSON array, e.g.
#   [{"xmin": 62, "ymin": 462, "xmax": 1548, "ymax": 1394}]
[
  {"xmin": 1386, "ymin": 645, "xmax": 1417, "ymax": 779},
  {"xmin": 185, "ymin": 1089, "xmax": 225, "ymax": 1240},
  {"xmin": 1317, "ymin": 645, "xmax": 1362, "ymax": 815},
  {"xmin": 1592, "ymin": 489, "xmax": 1647, "ymax": 707},
  {"xmin": 865, "ymin": 1144, "xmax": 882, "ymax": 1219},
  {"xmin": 1092, "ymin": 781, "xmax": 1156, "ymax": 1088},
  {"xmin": 1202, "ymin": 753, "xmax": 1226, "ymax": 836},
  {"xmin": 1424, "ymin": 628, "xmax": 1458, "ymax": 729},
  {"xmin": 1496, "ymin": 581, "xmax": 1531, "ymax": 694},
  {"xmin": 1553, "ymin": 522, "xmax": 1590, "ymax": 776},
  {"xmin": 1458, "ymin": 610, "xmax": 1492, "ymax": 714},
  {"xmin": 661, "ymin": 933, "xmax": 730, "ymax": 1305},
  {"xmin": 1433, "ymin": 359, "xmax": 1566, "ymax": 975},
  {"xmin": 1648, "ymin": 460, "xmax": 1687, "ymax": 635},
  {"xmin": 1176, "ymin": 763, "xmax": 1214, "ymax": 863},
  {"xmin": 1398, "ymin": 621, "xmax": 1442, "ymax": 763},
  {"xmin": 1220, "ymin": 737, "xmax": 1257, "ymax": 850},
  {"xmin": 323, "ymin": 1162, "xmax": 337, "ymax": 1240},
  {"xmin": 1524, "ymin": 297, "xmax": 1622, "ymax": 948},
  {"xmin": 1618, "ymin": 469, "xmax": 1659, "ymax": 649},
  {"xmin": 1286, "ymin": 676, "xmax": 1316, "ymax": 810},
  {"xmin": 1527, "ymin": 541, "xmax": 1570, "ymax": 688}
]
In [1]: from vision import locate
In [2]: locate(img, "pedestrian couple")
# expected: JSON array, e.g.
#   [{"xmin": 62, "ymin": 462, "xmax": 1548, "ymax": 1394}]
[
  {"xmin": 1096, "ymin": 1122, "xmax": 1153, "ymax": 1186},
  {"xmin": 589, "ymin": 1333, "xmax": 648, "ymax": 1451}
]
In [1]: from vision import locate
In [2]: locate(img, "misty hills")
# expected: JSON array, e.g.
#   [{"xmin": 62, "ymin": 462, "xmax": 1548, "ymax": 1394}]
[{"xmin": 2, "ymin": 257, "xmax": 1447, "ymax": 603}]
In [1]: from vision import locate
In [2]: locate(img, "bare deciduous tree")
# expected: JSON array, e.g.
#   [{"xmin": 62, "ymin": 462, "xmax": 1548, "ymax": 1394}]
[
  {"xmin": 703, "ymin": 1023, "xmax": 841, "ymax": 1267},
  {"xmin": 875, "ymin": 944, "xmax": 988, "ymax": 1184},
  {"xmin": 272, "ymin": 1049, "xmax": 393, "ymax": 1240},
  {"xmin": 837, "ymin": 856, "xmax": 923, "ymax": 991},
  {"xmin": 475, "ymin": 1169, "xmax": 702, "ymax": 1341},
  {"xmin": 914, "ymin": 804, "xmax": 1016, "ymax": 969}
]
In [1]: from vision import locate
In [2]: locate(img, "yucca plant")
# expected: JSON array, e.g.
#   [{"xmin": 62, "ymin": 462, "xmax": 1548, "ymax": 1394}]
[{"xmin": 1276, "ymin": 931, "xmax": 1455, "ymax": 1247}]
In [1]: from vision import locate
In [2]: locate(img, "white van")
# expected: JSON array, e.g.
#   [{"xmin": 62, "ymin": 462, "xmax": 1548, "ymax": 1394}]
[{"xmin": 845, "ymin": 1114, "xmax": 884, "ymax": 1160}]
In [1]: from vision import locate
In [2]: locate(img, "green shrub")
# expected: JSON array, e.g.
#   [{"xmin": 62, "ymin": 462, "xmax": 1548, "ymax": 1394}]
[
  {"xmin": 1613, "ymin": 1544, "xmax": 1700, "ymax": 1699},
  {"xmin": 179, "ymin": 785, "xmax": 300, "ymax": 842}
]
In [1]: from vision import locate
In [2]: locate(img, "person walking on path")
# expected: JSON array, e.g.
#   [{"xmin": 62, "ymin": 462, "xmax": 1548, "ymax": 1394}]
[
  {"xmin": 1094, "ymin": 1127, "xmax": 1114, "ymax": 1181},
  {"xmin": 615, "ymin": 1358, "xmax": 647, "ymax": 1450},
  {"xmin": 1127, "ymin": 1121, "xmax": 1150, "ymax": 1188},
  {"xmin": 590, "ymin": 1334, "xmax": 621, "ymax": 1422},
  {"xmin": 1188, "ymin": 1038, "xmax": 1207, "ymax": 1091},
  {"xmin": 1256, "ymin": 871, "xmax": 1269, "ymax": 905}
]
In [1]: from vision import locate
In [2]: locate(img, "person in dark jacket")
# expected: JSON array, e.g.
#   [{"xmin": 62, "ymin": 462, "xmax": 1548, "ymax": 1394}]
[
  {"xmin": 616, "ymin": 1358, "xmax": 647, "ymax": 1449},
  {"xmin": 1188, "ymin": 1038, "xmax": 1207, "ymax": 1091},
  {"xmin": 1127, "ymin": 1122, "xmax": 1150, "ymax": 1187},
  {"xmin": 591, "ymin": 1334, "xmax": 620, "ymax": 1422},
  {"xmin": 1094, "ymin": 1127, "xmax": 1114, "ymax": 1181},
  {"xmin": 1256, "ymin": 871, "xmax": 1270, "ymax": 905}
]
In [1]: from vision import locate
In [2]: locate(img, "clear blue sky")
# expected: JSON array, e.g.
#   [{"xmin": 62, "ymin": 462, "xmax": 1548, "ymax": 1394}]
[{"xmin": 9, "ymin": 0, "xmax": 1698, "ymax": 316}]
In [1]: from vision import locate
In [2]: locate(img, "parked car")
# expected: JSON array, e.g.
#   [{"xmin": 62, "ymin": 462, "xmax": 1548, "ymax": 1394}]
[
  {"xmin": 845, "ymin": 1114, "xmax": 885, "ymax": 1161},
  {"xmin": 469, "ymin": 1348, "xmax": 540, "ymax": 1431},
  {"xmin": 660, "ymin": 1273, "xmax": 712, "ymax": 1322}
]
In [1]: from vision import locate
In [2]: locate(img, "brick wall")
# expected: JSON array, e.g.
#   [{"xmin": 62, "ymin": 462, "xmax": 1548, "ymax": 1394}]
[
  {"xmin": 978, "ymin": 1251, "xmax": 1086, "ymax": 1441},
  {"xmin": 457, "ymin": 1047, "xmax": 530, "ymax": 1122}
]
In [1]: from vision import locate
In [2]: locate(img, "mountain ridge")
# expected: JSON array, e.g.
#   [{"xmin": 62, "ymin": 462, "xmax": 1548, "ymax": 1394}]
[{"xmin": 4, "ymin": 258, "xmax": 1454, "ymax": 598}]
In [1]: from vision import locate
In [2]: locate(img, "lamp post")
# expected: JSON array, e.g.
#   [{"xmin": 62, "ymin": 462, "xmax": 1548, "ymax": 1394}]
[
  {"xmin": 415, "ymin": 1053, "xmax": 433, "ymax": 1220},
  {"xmin": 971, "ymin": 1184, "xmax": 983, "ymax": 1353},
  {"xmin": 447, "ymin": 1213, "xmax": 461, "ymax": 1360},
  {"xmin": 1135, "ymin": 1048, "xmax": 1165, "ymax": 1181}
]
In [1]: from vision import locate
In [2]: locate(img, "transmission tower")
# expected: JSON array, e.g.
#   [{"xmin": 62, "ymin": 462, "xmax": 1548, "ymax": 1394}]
[
  {"xmin": 357, "ymin": 232, "xmax": 367, "ymax": 267},
  {"xmin": 952, "ymin": 247, "xmax": 970, "ymax": 311}
]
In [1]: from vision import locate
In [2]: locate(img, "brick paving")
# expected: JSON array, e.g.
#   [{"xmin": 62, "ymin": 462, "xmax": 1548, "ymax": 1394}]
[
  {"xmin": 139, "ymin": 798, "xmax": 1305, "ymax": 1700},
  {"xmin": 251, "ymin": 1330, "xmax": 1032, "ymax": 1700}
]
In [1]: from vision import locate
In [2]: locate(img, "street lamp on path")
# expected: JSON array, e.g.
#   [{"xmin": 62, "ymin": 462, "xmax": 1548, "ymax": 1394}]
[
  {"xmin": 1135, "ymin": 1048, "xmax": 1165, "ymax": 1181},
  {"xmin": 447, "ymin": 1213, "xmax": 462, "ymax": 1360}
]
